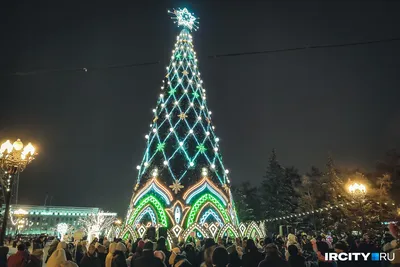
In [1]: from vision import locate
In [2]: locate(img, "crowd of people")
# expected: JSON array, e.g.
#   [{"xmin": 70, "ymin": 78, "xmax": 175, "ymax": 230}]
[{"xmin": 1, "ymin": 223, "xmax": 400, "ymax": 267}]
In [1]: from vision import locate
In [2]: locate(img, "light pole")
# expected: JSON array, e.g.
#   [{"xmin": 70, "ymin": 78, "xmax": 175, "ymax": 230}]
[
  {"xmin": 348, "ymin": 182, "xmax": 367, "ymax": 232},
  {"xmin": 0, "ymin": 139, "xmax": 36, "ymax": 245}
]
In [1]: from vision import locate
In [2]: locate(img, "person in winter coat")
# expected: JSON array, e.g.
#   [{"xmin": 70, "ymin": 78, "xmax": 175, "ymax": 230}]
[
  {"xmin": 154, "ymin": 251, "xmax": 166, "ymax": 267},
  {"xmin": 80, "ymin": 244, "xmax": 101, "ymax": 267},
  {"xmin": 242, "ymin": 239, "xmax": 264, "ymax": 267},
  {"xmin": 227, "ymin": 245, "xmax": 242, "ymax": 267},
  {"xmin": 47, "ymin": 247, "xmax": 67, "ymax": 267},
  {"xmin": 258, "ymin": 244, "xmax": 289, "ymax": 267},
  {"xmin": 156, "ymin": 237, "xmax": 171, "ymax": 267},
  {"xmin": 97, "ymin": 245, "xmax": 107, "ymax": 267},
  {"xmin": 168, "ymin": 247, "xmax": 180, "ymax": 267},
  {"xmin": 112, "ymin": 243, "xmax": 127, "ymax": 267},
  {"xmin": 212, "ymin": 247, "xmax": 229, "ymax": 267},
  {"xmin": 26, "ymin": 249, "xmax": 43, "ymax": 267},
  {"xmin": 105, "ymin": 243, "xmax": 116, "ymax": 267},
  {"xmin": 183, "ymin": 243, "xmax": 197, "ymax": 267},
  {"xmin": 46, "ymin": 239, "xmax": 60, "ymax": 263},
  {"xmin": 130, "ymin": 241, "xmax": 144, "ymax": 266},
  {"xmin": 0, "ymin": 246, "xmax": 9, "ymax": 267},
  {"xmin": 200, "ymin": 239, "xmax": 216, "ymax": 267},
  {"xmin": 8, "ymin": 244, "xmax": 27, "ymax": 267},
  {"xmin": 173, "ymin": 253, "xmax": 192, "ymax": 267},
  {"xmin": 131, "ymin": 241, "xmax": 164, "ymax": 267},
  {"xmin": 75, "ymin": 243, "xmax": 85, "ymax": 266},
  {"xmin": 57, "ymin": 242, "xmax": 73, "ymax": 261},
  {"xmin": 287, "ymin": 245, "xmax": 306, "ymax": 267}
]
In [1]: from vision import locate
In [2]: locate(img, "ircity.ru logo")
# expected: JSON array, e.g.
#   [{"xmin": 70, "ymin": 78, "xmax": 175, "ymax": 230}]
[{"xmin": 325, "ymin": 253, "xmax": 395, "ymax": 261}]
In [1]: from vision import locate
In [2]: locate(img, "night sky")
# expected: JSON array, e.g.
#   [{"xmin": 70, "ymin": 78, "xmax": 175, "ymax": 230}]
[{"xmin": 1, "ymin": 0, "xmax": 399, "ymax": 216}]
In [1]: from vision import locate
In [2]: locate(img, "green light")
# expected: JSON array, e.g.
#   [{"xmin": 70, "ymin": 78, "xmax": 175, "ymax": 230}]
[
  {"xmin": 196, "ymin": 144, "xmax": 206, "ymax": 153},
  {"xmin": 169, "ymin": 88, "xmax": 176, "ymax": 95},
  {"xmin": 157, "ymin": 143, "xmax": 165, "ymax": 152},
  {"xmin": 186, "ymin": 193, "xmax": 230, "ymax": 227},
  {"xmin": 129, "ymin": 195, "xmax": 168, "ymax": 227},
  {"xmin": 192, "ymin": 91, "xmax": 199, "ymax": 98},
  {"xmin": 176, "ymin": 54, "xmax": 182, "ymax": 59}
]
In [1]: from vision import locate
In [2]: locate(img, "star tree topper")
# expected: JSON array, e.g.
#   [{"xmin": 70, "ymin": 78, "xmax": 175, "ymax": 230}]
[
  {"xmin": 169, "ymin": 180, "xmax": 184, "ymax": 194},
  {"xmin": 168, "ymin": 8, "xmax": 199, "ymax": 31}
]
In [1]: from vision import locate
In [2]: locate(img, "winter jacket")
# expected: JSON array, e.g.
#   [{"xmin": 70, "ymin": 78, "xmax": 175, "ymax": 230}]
[
  {"xmin": 242, "ymin": 250, "xmax": 264, "ymax": 267},
  {"xmin": 26, "ymin": 255, "xmax": 41, "ymax": 267},
  {"xmin": 288, "ymin": 255, "xmax": 306, "ymax": 267},
  {"xmin": 7, "ymin": 251, "xmax": 27, "ymax": 267},
  {"xmin": 111, "ymin": 251, "xmax": 127, "ymax": 267},
  {"xmin": 131, "ymin": 251, "xmax": 164, "ymax": 267},
  {"xmin": 80, "ymin": 254, "xmax": 101, "ymax": 267}
]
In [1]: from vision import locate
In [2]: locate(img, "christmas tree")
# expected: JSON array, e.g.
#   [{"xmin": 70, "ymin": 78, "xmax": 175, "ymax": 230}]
[{"xmin": 120, "ymin": 8, "xmax": 264, "ymax": 243}]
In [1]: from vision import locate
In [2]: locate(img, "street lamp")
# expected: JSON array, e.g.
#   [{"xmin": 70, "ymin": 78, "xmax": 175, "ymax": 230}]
[
  {"xmin": 348, "ymin": 182, "xmax": 367, "ymax": 231},
  {"xmin": 0, "ymin": 139, "xmax": 36, "ymax": 245}
]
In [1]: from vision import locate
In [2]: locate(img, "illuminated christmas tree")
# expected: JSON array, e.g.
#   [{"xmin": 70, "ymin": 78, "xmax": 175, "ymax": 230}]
[{"xmin": 121, "ymin": 8, "xmax": 264, "ymax": 242}]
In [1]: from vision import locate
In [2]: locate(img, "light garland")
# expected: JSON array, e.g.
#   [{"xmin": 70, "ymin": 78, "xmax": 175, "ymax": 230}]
[
  {"xmin": 133, "ymin": 206, "xmax": 157, "ymax": 227},
  {"xmin": 183, "ymin": 177, "xmax": 229, "ymax": 205},
  {"xmin": 199, "ymin": 209, "xmax": 224, "ymax": 226},
  {"xmin": 187, "ymin": 194, "xmax": 230, "ymax": 227},
  {"xmin": 132, "ymin": 178, "xmax": 173, "ymax": 205},
  {"xmin": 128, "ymin": 195, "xmax": 168, "ymax": 227}
]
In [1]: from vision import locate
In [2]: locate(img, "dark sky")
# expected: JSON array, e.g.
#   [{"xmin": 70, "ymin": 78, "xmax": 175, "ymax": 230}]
[{"xmin": 1, "ymin": 0, "xmax": 399, "ymax": 216}]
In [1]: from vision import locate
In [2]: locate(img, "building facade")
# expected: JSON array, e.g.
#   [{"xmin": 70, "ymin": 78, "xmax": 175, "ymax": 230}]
[{"xmin": 0, "ymin": 204, "xmax": 117, "ymax": 236}]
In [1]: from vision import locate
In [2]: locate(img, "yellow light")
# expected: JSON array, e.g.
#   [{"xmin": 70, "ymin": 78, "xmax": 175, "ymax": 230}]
[
  {"xmin": 0, "ymin": 140, "xmax": 13, "ymax": 154},
  {"xmin": 348, "ymin": 183, "xmax": 367, "ymax": 194},
  {"xmin": 115, "ymin": 219, "xmax": 122, "ymax": 225},
  {"xmin": 13, "ymin": 139, "xmax": 24, "ymax": 151}
]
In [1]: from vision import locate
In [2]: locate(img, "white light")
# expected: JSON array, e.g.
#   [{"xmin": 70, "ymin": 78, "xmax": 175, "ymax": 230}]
[
  {"xmin": 171, "ymin": 56, "xmax": 174, "ymax": 59},
  {"xmin": 215, "ymin": 137, "xmax": 219, "ymax": 142},
  {"xmin": 198, "ymin": 72, "xmax": 201, "ymax": 76},
  {"xmin": 145, "ymin": 135, "xmax": 149, "ymax": 139},
  {"xmin": 184, "ymin": 53, "xmax": 187, "ymax": 57},
  {"xmin": 174, "ymin": 101, "xmax": 179, "ymax": 105},
  {"xmin": 188, "ymin": 63, "xmax": 191, "ymax": 67},
  {"xmin": 190, "ymin": 102, "xmax": 194, "ymax": 106},
  {"xmin": 189, "ymin": 162, "xmax": 194, "ymax": 167},
  {"xmin": 144, "ymin": 162, "xmax": 149, "ymax": 167},
  {"xmin": 212, "ymin": 126, "xmax": 215, "ymax": 130},
  {"xmin": 211, "ymin": 164, "xmax": 215, "ymax": 169},
  {"xmin": 153, "ymin": 109, "xmax": 156, "ymax": 113},
  {"xmin": 202, "ymin": 89, "xmax": 206, "ymax": 93},
  {"xmin": 170, "ymin": 127, "xmax": 174, "ymax": 132},
  {"xmin": 214, "ymin": 147, "xmax": 218, "ymax": 152},
  {"xmin": 203, "ymin": 96, "xmax": 206, "ymax": 100},
  {"xmin": 209, "ymin": 111, "xmax": 212, "ymax": 115},
  {"xmin": 189, "ymin": 129, "xmax": 193, "ymax": 134},
  {"xmin": 178, "ymin": 79, "xmax": 182, "ymax": 83},
  {"xmin": 197, "ymin": 83, "xmax": 200, "ymax": 87},
  {"xmin": 201, "ymin": 106, "xmax": 204, "ymax": 109},
  {"xmin": 200, "ymin": 80, "xmax": 203, "ymax": 84},
  {"xmin": 161, "ymin": 86, "xmax": 164, "ymax": 89},
  {"xmin": 163, "ymin": 160, "xmax": 168, "ymax": 165},
  {"xmin": 153, "ymin": 129, "xmax": 157, "ymax": 133},
  {"xmin": 172, "ymin": 62, "xmax": 176, "ymax": 67},
  {"xmin": 136, "ymin": 165, "xmax": 140, "ymax": 170},
  {"xmin": 165, "ymin": 114, "xmax": 170, "ymax": 118},
  {"xmin": 161, "ymin": 103, "xmax": 165, "ymax": 108},
  {"xmin": 174, "ymin": 70, "xmax": 178, "ymax": 73},
  {"xmin": 179, "ymin": 61, "xmax": 183, "ymax": 65},
  {"xmin": 189, "ymin": 80, "xmax": 193, "ymax": 84},
  {"xmin": 184, "ymin": 89, "xmax": 188, "ymax": 93},
  {"xmin": 197, "ymin": 116, "xmax": 202, "ymax": 120},
  {"xmin": 152, "ymin": 169, "xmax": 158, "ymax": 177},
  {"xmin": 206, "ymin": 131, "xmax": 210, "ymax": 136},
  {"xmin": 160, "ymin": 94, "xmax": 164, "ymax": 98},
  {"xmin": 179, "ymin": 142, "xmax": 184, "ymax": 146},
  {"xmin": 166, "ymin": 67, "xmax": 169, "ymax": 70},
  {"xmin": 149, "ymin": 124, "xmax": 152, "ymax": 127},
  {"xmin": 225, "ymin": 169, "xmax": 230, "ymax": 174},
  {"xmin": 194, "ymin": 65, "xmax": 197, "ymax": 69}
]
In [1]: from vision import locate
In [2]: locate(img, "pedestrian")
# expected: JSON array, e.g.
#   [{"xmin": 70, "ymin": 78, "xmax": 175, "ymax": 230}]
[
  {"xmin": 287, "ymin": 245, "xmax": 305, "ymax": 267},
  {"xmin": 258, "ymin": 244, "xmax": 289, "ymax": 267},
  {"xmin": 153, "ymin": 250, "xmax": 166, "ymax": 267},
  {"xmin": 131, "ymin": 241, "xmax": 164, "ymax": 267},
  {"xmin": 97, "ymin": 245, "xmax": 107, "ymax": 267},
  {"xmin": 26, "ymin": 250, "xmax": 43, "ymax": 267},
  {"xmin": 112, "ymin": 243, "xmax": 127, "ymax": 267},
  {"xmin": 46, "ymin": 239, "xmax": 60, "ymax": 263},
  {"xmin": 0, "ymin": 246, "xmax": 9, "ymax": 267},
  {"xmin": 212, "ymin": 247, "xmax": 229, "ymax": 267},
  {"xmin": 57, "ymin": 242, "xmax": 73, "ymax": 261},
  {"xmin": 8, "ymin": 244, "xmax": 27, "ymax": 267},
  {"xmin": 47, "ymin": 247, "xmax": 67, "ymax": 267},
  {"xmin": 200, "ymin": 239, "xmax": 216, "ymax": 267},
  {"xmin": 105, "ymin": 243, "xmax": 116, "ymax": 267},
  {"xmin": 80, "ymin": 244, "xmax": 101, "ymax": 267},
  {"xmin": 242, "ymin": 239, "xmax": 264, "ymax": 267},
  {"xmin": 156, "ymin": 237, "xmax": 171, "ymax": 267}
]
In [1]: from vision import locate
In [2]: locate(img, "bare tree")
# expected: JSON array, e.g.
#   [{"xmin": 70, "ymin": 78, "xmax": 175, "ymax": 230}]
[{"xmin": 78, "ymin": 210, "xmax": 116, "ymax": 243}]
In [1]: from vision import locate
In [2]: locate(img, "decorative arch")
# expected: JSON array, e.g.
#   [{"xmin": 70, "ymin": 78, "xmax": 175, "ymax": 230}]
[
  {"xmin": 133, "ymin": 206, "xmax": 157, "ymax": 226},
  {"xmin": 120, "ymin": 224, "xmax": 138, "ymax": 240},
  {"xmin": 218, "ymin": 223, "xmax": 240, "ymax": 238},
  {"xmin": 199, "ymin": 208, "xmax": 225, "ymax": 226},
  {"xmin": 244, "ymin": 221, "xmax": 264, "ymax": 239},
  {"xmin": 183, "ymin": 177, "xmax": 229, "ymax": 205},
  {"xmin": 182, "ymin": 223, "xmax": 210, "ymax": 240},
  {"xmin": 186, "ymin": 194, "xmax": 230, "ymax": 227},
  {"xmin": 132, "ymin": 178, "xmax": 173, "ymax": 205},
  {"xmin": 128, "ymin": 195, "xmax": 168, "ymax": 226}
]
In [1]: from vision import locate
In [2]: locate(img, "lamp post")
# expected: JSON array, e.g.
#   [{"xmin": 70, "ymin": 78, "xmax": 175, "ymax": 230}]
[
  {"xmin": 348, "ymin": 182, "xmax": 367, "ymax": 232},
  {"xmin": 0, "ymin": 139, "xmax": 36, "ymax": 245}
]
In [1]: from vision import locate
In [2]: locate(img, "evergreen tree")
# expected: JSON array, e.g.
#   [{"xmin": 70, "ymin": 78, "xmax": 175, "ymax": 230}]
[
  {"xmin": 232, "ymin": 182, "xmax": 260, "ymax": 221},
  {"xmin": 261, "ymin": 150, "xmax": 295, "ymax": 219}
]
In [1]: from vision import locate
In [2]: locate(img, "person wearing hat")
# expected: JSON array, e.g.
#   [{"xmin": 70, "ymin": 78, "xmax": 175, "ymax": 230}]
[
  {"xmin": 258, "ymin": 244, "xmax": 289, "ymax": 267},
  {"xmin": 131, "ymin": 241, "xmax": 164, "ymax": 267},
  {"xmin": 105, "ymin": 243, "xmax": 117, "ymax": 267},
  {"xmin": 112, "ymin": 243, "xmax": 127, "ymax": 267},
  {"xmin": 130, "ymin": 241, "xmax": 144, "ymax": 266},
  {"xmin": 8, "ymin": 244, "xmax": 28, "ymax": 267},
  {"xmin": 26, "ymin": 249, "xmax": 44, "ymax": 267},
  {"xmin": 80, "ymin": 244, "xmax": 101, "ymax": 267},
  {"xmin": 156, "ymin": 237, "xmax": 171, "ymax": 267}
]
